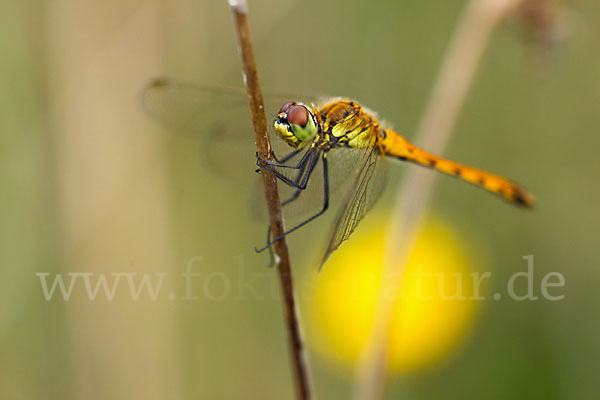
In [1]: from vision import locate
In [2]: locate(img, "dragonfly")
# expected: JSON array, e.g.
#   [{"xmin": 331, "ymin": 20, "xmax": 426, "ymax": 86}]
[{"xmin": 143, "ymin": 79, "xmax": 534, "ymax": 268}]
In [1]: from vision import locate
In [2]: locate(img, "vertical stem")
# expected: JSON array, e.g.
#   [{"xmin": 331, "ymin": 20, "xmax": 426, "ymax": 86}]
[
  {"xmin": 49, "ymin": 3, "xmax": 181, "ymax": 399},
  {"xmin": 356, "ymin": 0, "xmax": 524, "ymax": 399},
  {"xmin": 228, "ymin": 1, "xmax": 311, "ymax": 399}
]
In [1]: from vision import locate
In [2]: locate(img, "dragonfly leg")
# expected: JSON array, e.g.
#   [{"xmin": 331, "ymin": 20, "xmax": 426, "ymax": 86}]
[
  {"xmin": 256, "ymin": 146, "xmax": 313, "ymax": 170},
  {"xmin": 281, "ymin": 157, "xmax": 312, "ymax": 205},
  {"xmin": 280, "ymin": 151, "xmax": 319, "ymax": 203},
  {"xmin": 263, "ymin": 158, "xmax": 308, "ymax": 267},
  {"xmin": 255, "ymin": 154, "xmax": 330, "ymax": 253},
  {"xmin": 279, "ymin": 147, "xmax": 323, "ymax": 206},
  {"xmin": 254, "ymin": 149, "xmax": 304, "ymax": 174},
  {"xmin": 262, "ymin": 153, "xmax": 316, "ymax": 266},
  {"xmin": 259, "ymin": 150, "xmax": 319, "ymax": 189},
  {"xmin": 273, "ymin": 148, "xmax": 303, "ymax": 164},
  {"xmin": 261, "ymin": 166, "xmax": 305, "ymax": 188},
  {"xmin": 281, "ymin": 188, "xmax": 303, "ymax": 207}
]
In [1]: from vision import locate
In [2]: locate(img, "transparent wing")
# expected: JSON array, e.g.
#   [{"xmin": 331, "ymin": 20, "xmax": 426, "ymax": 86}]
[
  {"xmin": 142, "ymin": 79, "xmax": 264, "ymax": 178},
  {"xmin": 142, "ymin": 79, "xmax": 249, "ymax": 132},
  {"xmin": 141, "ymin": 78, "xmax": 319, "ymax": 179},
  {"xmin": 142, "ymin": 78, "xmax": 337, "ymax": 225},
  {"xmin": 319, "ymin": 137, "xmax": 388, "ymax": 269},
  {"xmin": 142, "ymin": 78, "xmax": 316, "ymax": 132}
]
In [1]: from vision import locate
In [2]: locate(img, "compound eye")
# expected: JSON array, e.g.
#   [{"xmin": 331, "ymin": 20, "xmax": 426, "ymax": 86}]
[
  {"xmin": 279, "ymin": 102, "xmax": 294, "ymax": 114},
  {"xmin": 287, "ymin": 105, "xmax": 309, "ymax": 127}
]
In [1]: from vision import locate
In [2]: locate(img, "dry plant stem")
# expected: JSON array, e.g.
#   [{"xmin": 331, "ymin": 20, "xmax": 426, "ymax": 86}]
[
  {"xmin": 356, "ymin": 0, "xmax": 525, "ymax": 399},
  {"xmin": 228, "ymin": 1, "xmax": 311, "ymax": 399}
]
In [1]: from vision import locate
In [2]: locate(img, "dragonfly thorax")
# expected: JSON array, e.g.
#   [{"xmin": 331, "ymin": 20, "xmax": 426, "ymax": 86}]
[{"xmin": 274, "ymin": 102, "xmax": 320, "ymax": 149}]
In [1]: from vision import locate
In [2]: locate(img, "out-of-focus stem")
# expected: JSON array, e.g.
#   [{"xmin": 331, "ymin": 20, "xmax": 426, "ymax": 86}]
[
  {"xmin": 356, "ymin": 1, "xmax": 525, "ymax": 399},
  {"xmin": 228, "ymin": 1, "xmax": 311, "ymax": 399}
]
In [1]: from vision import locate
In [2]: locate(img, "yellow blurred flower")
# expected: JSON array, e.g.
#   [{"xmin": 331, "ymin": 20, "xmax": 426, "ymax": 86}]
[{"xmin": 302, "ymin": 213, "xmax": 485, "ymax": 373}]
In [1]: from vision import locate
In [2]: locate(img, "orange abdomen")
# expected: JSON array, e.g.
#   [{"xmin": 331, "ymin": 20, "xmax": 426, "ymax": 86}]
[{"xmin": 379, "ymin": 129, "xmax": 535, "ymax": 207}]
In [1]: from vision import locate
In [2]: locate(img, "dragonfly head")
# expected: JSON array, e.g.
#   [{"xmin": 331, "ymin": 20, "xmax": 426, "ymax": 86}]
[{"xmin": 274, "ymin": 102, "xmax": 319, "ymax": 149}]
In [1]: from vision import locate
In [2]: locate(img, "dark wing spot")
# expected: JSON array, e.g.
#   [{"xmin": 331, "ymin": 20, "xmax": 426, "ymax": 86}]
[
  {"xmin": 454, "ymin": 168, "xmax": 462, "ymax": 176},
  {"xmin": 477, "ymin": 176, "xmax": 486, "ymax": 185},
  {"xmin": 429, "ymin": 159, "xmax": 437, "ymax": 167}
]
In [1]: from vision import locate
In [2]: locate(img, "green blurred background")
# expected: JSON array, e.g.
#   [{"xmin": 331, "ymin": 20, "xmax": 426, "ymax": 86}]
[{"xmin": 1, "ymin": 0, "xmax": 599, "ymax": 399}]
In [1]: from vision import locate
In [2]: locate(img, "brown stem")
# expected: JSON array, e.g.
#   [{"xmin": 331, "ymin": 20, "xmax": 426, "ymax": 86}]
[{"xmin": 228, "ymin": 1, "xmax": 311, "ymax": 399}]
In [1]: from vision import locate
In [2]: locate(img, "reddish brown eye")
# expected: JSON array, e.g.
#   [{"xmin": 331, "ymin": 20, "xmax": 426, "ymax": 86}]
[
  {"xmin": 287, "ymin": 105, "xmax": 309, "ymax": 127},
  {"xmin": 279, "ymin": 102, "xmax": 294, "ymax": 114}
]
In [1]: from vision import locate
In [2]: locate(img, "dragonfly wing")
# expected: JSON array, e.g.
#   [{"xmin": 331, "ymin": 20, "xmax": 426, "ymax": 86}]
[
  {"xmin": 142, "ymin": 79, "xmax": 247, "ymax": 132},
  {"xmin": 142, "ymin": 78, "xmax": 320, "ymax": 178},
  {"xmin": 142, "ymin": 79, "xmax": 254, "ymax": 181},
  {"xmin": 319, "ymin": 138, "xmax": 388, "ymax": 269},
  {"xmin": 142, "ymin": 78, "xmax": 319, "ymax": 138}
]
